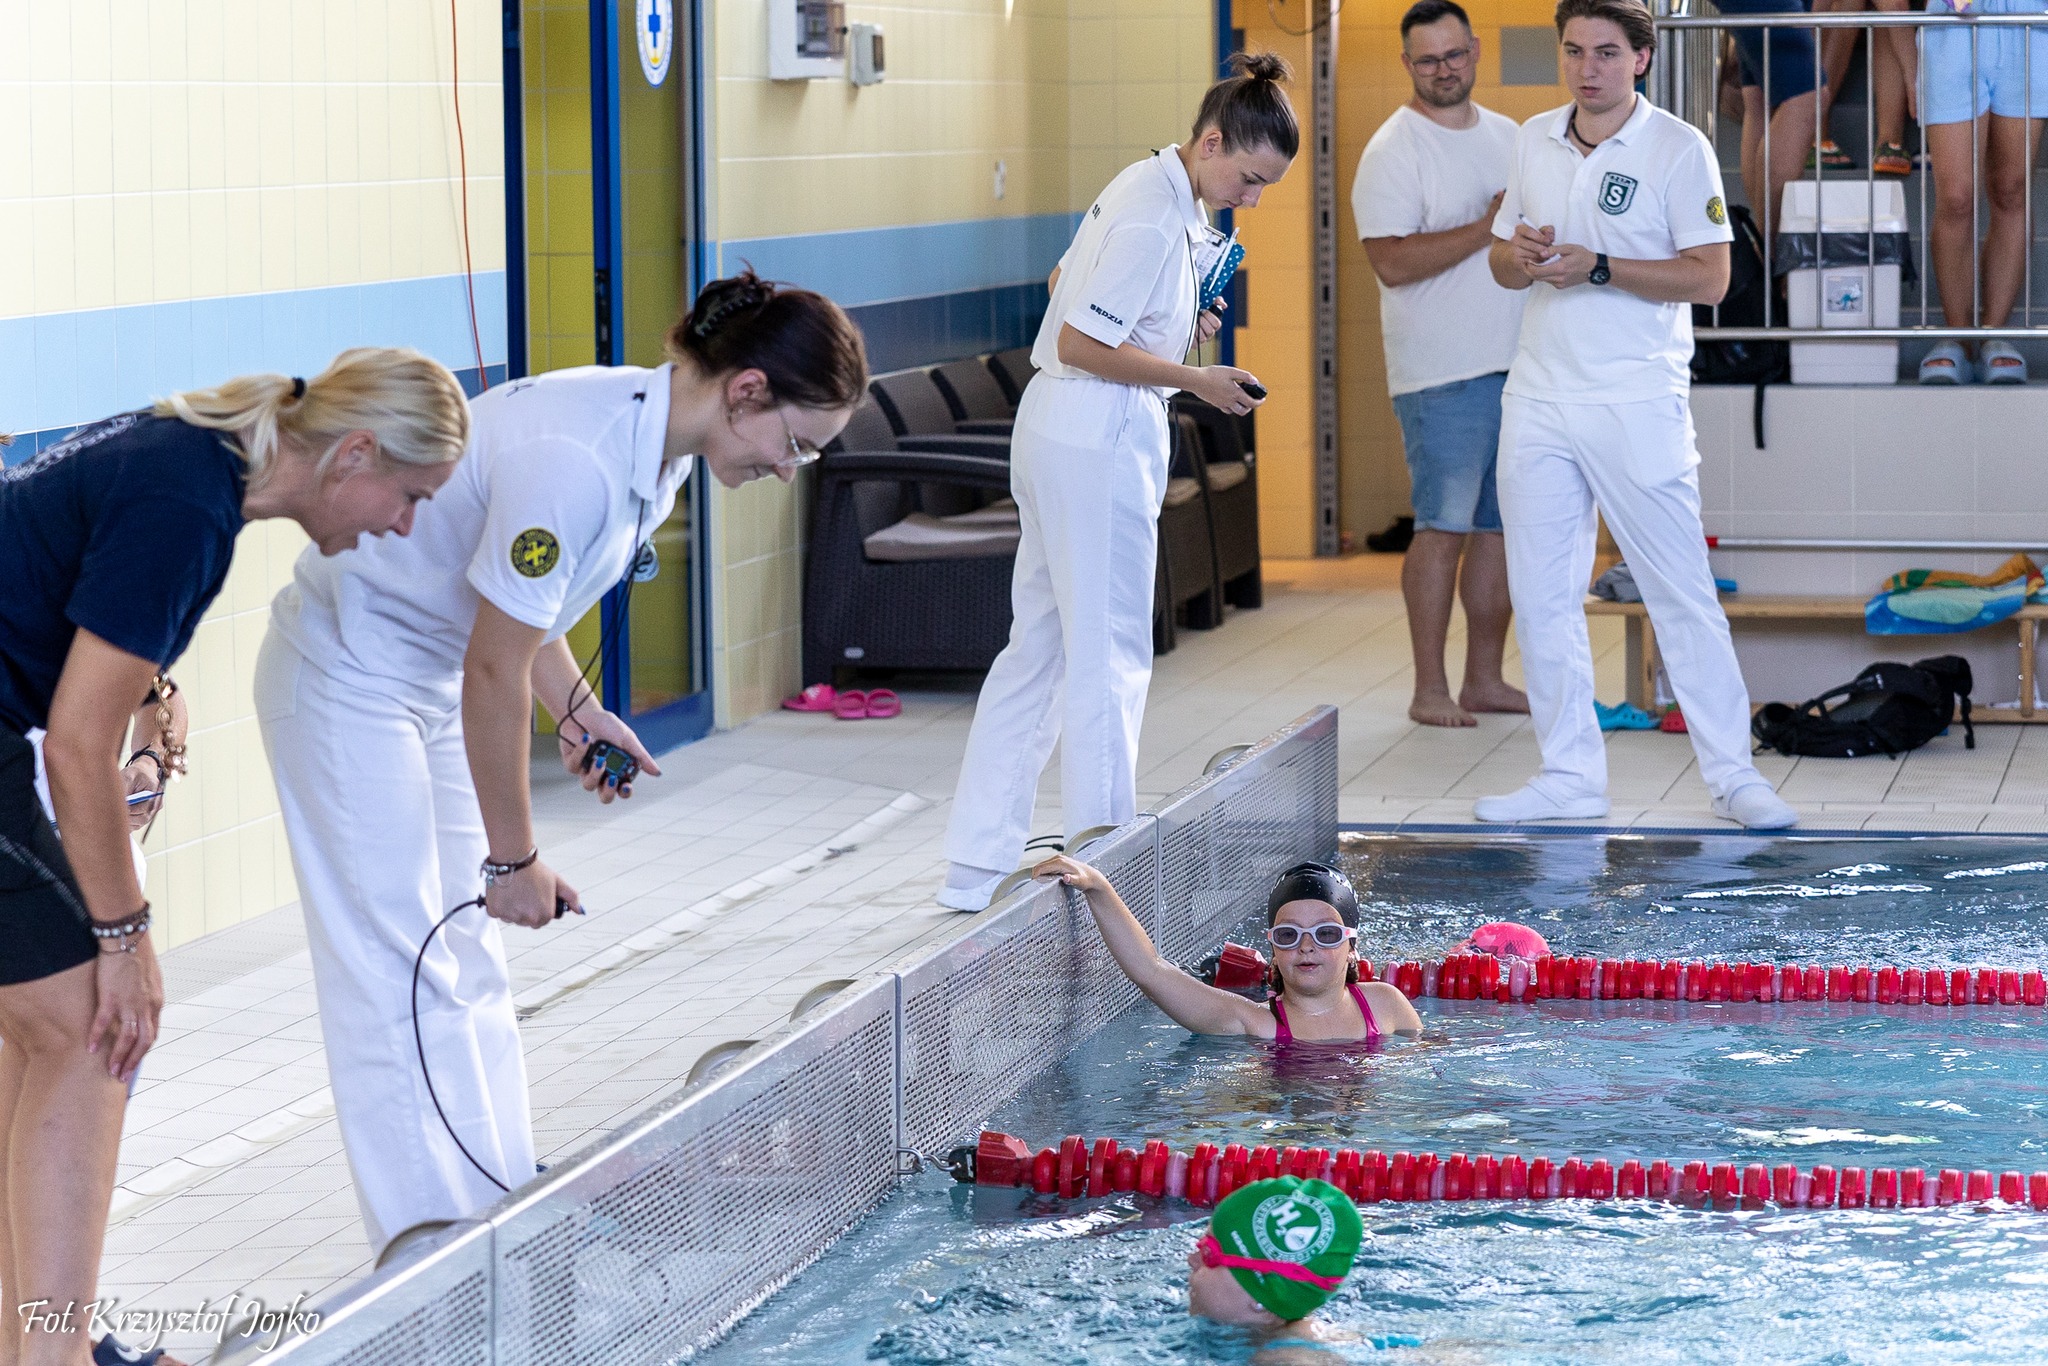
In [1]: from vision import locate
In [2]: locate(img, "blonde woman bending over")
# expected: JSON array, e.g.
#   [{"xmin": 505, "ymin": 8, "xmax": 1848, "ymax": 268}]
[{"xmin": 0, "ymin": 349, "xmax": 469, "ymax": 1366}]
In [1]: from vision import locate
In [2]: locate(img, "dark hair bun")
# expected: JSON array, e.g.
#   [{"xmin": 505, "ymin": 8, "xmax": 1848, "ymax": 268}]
[
  {"xmin": 665, "ymin": 268, "xmax": 870, "ymax": 412},
  {"xmin": 688, "ymin": 268, "xmax": 777, "ymax": 339},
  {"xmin": 1233, "ymin": 50, "xmax": 1292, "ymax": 83},
  {"xmin": 1195, "ymin": 51, "xmax": 1300, "ymax": 159}
]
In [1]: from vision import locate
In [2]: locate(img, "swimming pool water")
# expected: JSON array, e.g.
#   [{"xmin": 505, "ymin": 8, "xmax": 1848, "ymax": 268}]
[{"xmin": 701, "ymin": 835, "xmax": 2048, "ymax": 1364}]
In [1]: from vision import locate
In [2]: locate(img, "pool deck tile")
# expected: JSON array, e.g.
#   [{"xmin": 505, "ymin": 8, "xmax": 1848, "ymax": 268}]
[{"xmin": 104, "ymin": 553, "xmax": 2045, "ymax": 1360}]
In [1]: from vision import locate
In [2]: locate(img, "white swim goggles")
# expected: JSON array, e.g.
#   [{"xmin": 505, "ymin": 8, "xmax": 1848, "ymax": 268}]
[{"xmin": 1266, "ymin": 922, "xmax": 1356, "ymax": 951}]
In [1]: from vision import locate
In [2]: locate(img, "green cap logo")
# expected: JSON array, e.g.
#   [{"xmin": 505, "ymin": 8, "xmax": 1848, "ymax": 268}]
[{"xmin": 1252, "ymin": 1190, "xmax": 1336, "ymax": 1260}]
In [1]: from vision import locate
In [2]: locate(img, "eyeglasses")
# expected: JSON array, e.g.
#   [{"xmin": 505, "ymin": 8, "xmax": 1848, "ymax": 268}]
[
  {"xmin": 1265, "ymin": 922, "xmax": 1355, "ymax": 951},
  {"xmin": 1408, "ymin": 47, "xmax": 1473, "ymax": 75},
  {"xmin": 777, "ymin": 412, "xmax": 824, "ymax": 471},
  {"xmin": 1198, "ymin": 1233, "xmax": 1343, "ymax": 1289}
]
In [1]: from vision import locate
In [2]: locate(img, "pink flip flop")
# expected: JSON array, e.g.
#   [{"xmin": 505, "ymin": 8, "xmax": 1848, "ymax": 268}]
[
  {"xmin": 782, "ymin": 683, "xmax": 838, "ymax": 713},
  {"xmin": 834, "ymin": 689, "xmax": 869, "ymax": 720},
  {"xmin": 864, "ymin": 688, "xmax": 901, "ymax": 719}
]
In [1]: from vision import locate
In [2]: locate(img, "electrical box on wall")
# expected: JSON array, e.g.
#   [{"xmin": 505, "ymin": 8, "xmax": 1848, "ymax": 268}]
[
  {"xmin": 848, "ymin": 23, "xmax": 884, "ymax": 86},
  {"xmin": 769, "ymin": 0, "xmax": 846, "ymax": 80}
]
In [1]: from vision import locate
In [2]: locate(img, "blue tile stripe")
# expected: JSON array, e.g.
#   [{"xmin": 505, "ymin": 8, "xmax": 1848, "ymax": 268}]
[
  {"xmin": 0, "ymin": 272, "xmax": 508, "ymax": 440},
  {"xmin": 1, "ymin": 364, "xmax": 510, "ymax": 467},
  {"xmin": 718, "ymin": 214, "xmax": 1080, "ymax": 310},
  {"xmin": 848, "ymin": 284, "xmax": 1048, "ymax": 375}
]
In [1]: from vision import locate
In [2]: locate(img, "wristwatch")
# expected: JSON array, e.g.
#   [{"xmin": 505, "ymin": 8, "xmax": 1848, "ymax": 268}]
[{"xmin": 1588, "ymin": 253, "xmax": 1612, "ymax": 287}]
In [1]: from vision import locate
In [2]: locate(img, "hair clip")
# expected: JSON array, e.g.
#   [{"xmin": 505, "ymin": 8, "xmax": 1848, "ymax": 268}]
[{"xmin": 690, "ymin": 282, "xmax": 775, "ymax": 338}]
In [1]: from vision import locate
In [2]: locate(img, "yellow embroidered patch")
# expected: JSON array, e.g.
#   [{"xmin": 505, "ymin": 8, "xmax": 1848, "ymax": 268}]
[
  {"xmin": 510, "ymin": 528, "xmax": 561, "ymax": 578},
  {"xmin": 1706, "ymin": 196, "xmax": 1726, "ymax": 226}
]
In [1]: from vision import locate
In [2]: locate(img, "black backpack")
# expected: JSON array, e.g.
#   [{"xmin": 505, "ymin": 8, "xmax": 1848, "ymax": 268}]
[
  {"xmin": 1751, "ymin": 656, "xmax": 1975, "ymax": 759},
  {"xmin": 1690, "ymin": 203, "xmax": 1788, "ymax": 448}
]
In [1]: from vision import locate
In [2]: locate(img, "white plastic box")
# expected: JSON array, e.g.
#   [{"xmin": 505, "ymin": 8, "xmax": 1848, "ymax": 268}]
[{"xmin": 1778, "ymin": 180, "xmax": 1907, "ymax": 385}]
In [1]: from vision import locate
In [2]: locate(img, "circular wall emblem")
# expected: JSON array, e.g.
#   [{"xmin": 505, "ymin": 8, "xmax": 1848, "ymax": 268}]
[
  {"xmin": 637, "ymin": 0, "xmax": 674, "ymax": 87},
  {"xmin": 511, "ymin": 528, "xmax": 561, "ymax": 579}
]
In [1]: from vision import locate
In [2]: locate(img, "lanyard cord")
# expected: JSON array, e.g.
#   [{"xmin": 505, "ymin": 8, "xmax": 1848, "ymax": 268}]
[
  {"xmin": 556, "ymin": 497, "xmax": 654, "ymax": 747},
  {"xmin": 411, "ymin": 896, "xmax": 511, "ymax": 1193}
]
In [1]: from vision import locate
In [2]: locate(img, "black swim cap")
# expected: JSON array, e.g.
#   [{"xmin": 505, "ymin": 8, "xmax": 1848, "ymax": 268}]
[{"xmin": 1265, "ymin": 861, "xmax": 1358, "ymax": 928}]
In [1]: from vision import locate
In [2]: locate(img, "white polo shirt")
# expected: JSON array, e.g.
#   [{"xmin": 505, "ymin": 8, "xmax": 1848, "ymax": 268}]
[
  {"xmin": 1352, "ymin": 104, "xmax": 1524, "ymax": 396},
  {"xmin": 1492, "ymin": 96, "xmax": 1732, "ymax": 404},
  {"xmin": 1033, "ymin": 147, "xmax": 1204, "ymax": 394},
  {"xmin": 272, "ymin": 364, "xmax": 692, "ymax": 706}
]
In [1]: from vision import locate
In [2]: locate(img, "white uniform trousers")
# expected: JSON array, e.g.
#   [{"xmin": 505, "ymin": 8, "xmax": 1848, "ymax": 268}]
[
  {"xmin": 943, "ymin": 376, "xmax": 1170, "ymax": 871},
  {"xmin": 253, "ymin": 630, "xmax": 533, "ymax": 1254},
  {"xmin": 1497, "ymin": 393, "xmax": 1763, "ymax": 802}
]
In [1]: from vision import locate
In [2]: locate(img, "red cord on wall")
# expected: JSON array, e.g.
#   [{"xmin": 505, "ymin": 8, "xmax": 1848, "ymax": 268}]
[{"xmin": 449, "ymin": 0, "xmax": 487, "ymax": 383}]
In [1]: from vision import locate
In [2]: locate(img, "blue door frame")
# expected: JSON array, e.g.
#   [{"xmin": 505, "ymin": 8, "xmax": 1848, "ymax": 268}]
[
  {"xmin": 497, "ymin": 0, "xmax": 716, "ymax": 753},
  {"xmin": 586, "ymin": 1, "xmax": 715, "ymax": 751},
  {"xmin": 1216, "ymin": 0, "xmax": 1239, "ymax": 366}
]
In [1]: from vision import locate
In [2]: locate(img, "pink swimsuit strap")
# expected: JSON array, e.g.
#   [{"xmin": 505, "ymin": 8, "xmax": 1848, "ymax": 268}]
[{"xmin": 1269, "ymin": 982, "xmax": 1381, "ymax": 1045}]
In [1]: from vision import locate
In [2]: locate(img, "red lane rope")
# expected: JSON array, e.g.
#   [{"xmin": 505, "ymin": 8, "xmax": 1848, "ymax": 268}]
[
  {"xmin": 966, "ymin": 1132, "xmax": 2048, "ymax": 1214},
  {"xmin": 449, "ymin": 0, "xmax": 486, "ymax": 382},
  {"xmin": 1208, "ymin": 944, "xmax": 2048, "ymax": 1008}
]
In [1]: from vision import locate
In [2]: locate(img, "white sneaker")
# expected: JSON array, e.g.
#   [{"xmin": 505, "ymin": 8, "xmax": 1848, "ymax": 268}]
[
  {"xmin": 1472, "ymin": 784, "xmax": 1611, "ymax": 823},
  {"xmin": 1714, "ymin": 783, "xmax": 1799, "ymax": 830},
  {"xmin": 935, "ymin": 864, "xmax": 1006, "ymax": 912}
]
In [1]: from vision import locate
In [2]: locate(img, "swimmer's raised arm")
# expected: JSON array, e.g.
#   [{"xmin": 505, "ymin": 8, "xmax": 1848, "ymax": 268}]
[{"xmin": 1035, "ymin": 855, "xmax": 1269, "ymax": 1037}]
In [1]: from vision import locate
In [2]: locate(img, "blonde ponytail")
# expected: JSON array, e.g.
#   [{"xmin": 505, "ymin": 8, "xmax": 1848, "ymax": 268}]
[{"xmin": 154, "ymin": 346, "xmax": 470, "ymax": 487}]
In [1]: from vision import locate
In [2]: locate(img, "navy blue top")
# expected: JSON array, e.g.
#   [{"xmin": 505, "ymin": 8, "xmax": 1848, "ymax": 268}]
[{"xmin": 0, "ymin": 413, "xmax": 247, "ymax": 734}]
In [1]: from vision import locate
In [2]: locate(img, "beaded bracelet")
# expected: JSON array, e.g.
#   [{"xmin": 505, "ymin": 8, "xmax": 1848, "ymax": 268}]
[{"xmin": 91, "ymin": 904, "xmax": 152, "ymax": 952}]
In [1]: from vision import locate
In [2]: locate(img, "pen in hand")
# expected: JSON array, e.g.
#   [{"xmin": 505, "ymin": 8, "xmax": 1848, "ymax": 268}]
[{"xmin": 1516, "ymin": 213, "xmax": 1562, "ymax": 266}]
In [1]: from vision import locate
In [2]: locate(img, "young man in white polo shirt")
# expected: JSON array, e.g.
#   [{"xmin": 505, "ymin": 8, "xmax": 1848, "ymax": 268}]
[
  {"xmin": 1353, "ymin": 0, "xmax": 1528, "ymax": 729},
  {"xmin": 1482, "ymin": 0, "xmax": 1797, "ymax": 830}
]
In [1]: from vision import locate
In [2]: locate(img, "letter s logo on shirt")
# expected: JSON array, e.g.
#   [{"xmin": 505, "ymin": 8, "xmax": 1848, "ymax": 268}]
[
  {"xmin": 1598, "ymin": 172, "xmax": 1638, "ymax": 216},
  {"xmin": 510, "ymin": 528, "xmax": 561, "ymax": 578}
]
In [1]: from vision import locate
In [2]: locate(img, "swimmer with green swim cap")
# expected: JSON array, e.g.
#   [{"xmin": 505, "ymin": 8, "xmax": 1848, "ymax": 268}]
[{"xmin": 1187, "ymin": 1176, "xmax": 1362, "ymax": 1328}]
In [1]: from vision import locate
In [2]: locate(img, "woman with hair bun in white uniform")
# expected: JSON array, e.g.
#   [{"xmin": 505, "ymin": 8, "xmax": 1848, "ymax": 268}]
[
  {"xmin": 938, "ymin": 53, "xmax": 1300, "ymax": 912},
  {"xmin": 257, "ymin": 273, "xmax": 867, "ymax": 1260}
]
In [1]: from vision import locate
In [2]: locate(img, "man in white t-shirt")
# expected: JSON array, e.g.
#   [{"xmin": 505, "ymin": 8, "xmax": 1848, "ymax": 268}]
[
  {"xmin": 1353, "ymin": 0, "xmax": 1528, "ymax": 729},
  {"xmin": 1482, "ymin": 0, "xmax": 1798, "ymax": 830}
]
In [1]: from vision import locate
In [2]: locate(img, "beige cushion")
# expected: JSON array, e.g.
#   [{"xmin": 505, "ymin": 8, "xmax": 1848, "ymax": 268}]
[
  {"xmin": 1205, "ymin": 461, "xmax": 1249, "ymax": 493},
  {"xmin": 864, "ymin": 508, "xmax": 1021, "ymax": 562},
  {"xmin": 946, "ymin": 498, "xmax": 1018, "ymax": 526},
  {"xmin": 1163, "ymin": 476, "xmax": 1203, "ymax": 509}
]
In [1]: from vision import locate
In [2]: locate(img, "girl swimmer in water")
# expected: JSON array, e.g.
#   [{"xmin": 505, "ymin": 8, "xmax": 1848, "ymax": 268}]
[{"xmin": 1035, "ymin": 856, "xmax": 1422, "ymax": 1043}]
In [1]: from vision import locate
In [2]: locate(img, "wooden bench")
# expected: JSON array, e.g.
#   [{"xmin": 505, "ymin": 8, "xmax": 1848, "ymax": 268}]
[{"xmin": 1584, "ymin": 595, "xmax": 2048, "ymax": 723}]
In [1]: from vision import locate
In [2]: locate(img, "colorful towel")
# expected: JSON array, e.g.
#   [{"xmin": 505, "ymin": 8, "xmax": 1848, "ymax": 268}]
[{"xmin": 1866, "ymin": 554, "xmax": 2042, "ymax": 635}]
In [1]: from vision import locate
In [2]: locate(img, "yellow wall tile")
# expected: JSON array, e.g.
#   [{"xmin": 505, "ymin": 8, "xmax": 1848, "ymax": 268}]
[
  {"xmin": 111, "ymin": 196, "xmax": 156, "ymax": 306},
  {"xmin": 72, "ymin": 199, "xmax": 117, "ymax": 310},
  {"xmin": 0, "ymin": 205, "xmax": 31, "ymax": 317},
  {"xmin": 223, "ymin": 186, "xmax": 265, "ymax": 294}
]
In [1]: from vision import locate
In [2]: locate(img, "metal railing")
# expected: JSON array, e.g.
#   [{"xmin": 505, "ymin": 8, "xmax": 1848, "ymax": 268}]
[
  {"xmin": 1653, "ymin": 3, "xmax": 2048, "ymax": 341},
  {"xmin": 219, "ymin": 706, "xmax": 1338, "ymax": 1365}
]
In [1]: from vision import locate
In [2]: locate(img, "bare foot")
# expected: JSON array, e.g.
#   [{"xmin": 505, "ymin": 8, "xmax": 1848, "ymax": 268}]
[
  {"xmin": 1460, "ymin": 681, "xmax": 1530, "ymax": 715},
  {"xmin": 1410, "ymin": 693, "xmax": 1478, "ymax": 727}
]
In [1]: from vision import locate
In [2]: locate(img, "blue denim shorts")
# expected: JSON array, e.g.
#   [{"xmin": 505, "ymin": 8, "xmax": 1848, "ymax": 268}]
[
  {"xmin": 1390, "ymin": 371, "xmax": 1506, "ymax": 535},
  {"xmin": 1716, "ymin": 0, "xmax": 1821, "ymax": 106},
  {"xmin": 1921, "ymin": 2, "xmax": 2048, "ymax": 127}
]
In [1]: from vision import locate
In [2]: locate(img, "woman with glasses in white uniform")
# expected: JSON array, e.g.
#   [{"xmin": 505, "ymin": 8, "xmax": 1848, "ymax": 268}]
[
  {"xmin": 938, "ymin": 53, "xmax": 1301, "ymax": 912},
  {"xmin": 256, "ymin": 272, "xmax": 868, "ymax": 1260}
]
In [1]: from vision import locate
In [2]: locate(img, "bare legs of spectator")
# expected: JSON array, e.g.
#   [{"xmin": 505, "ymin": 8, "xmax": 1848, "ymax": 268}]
[
  {"xmin": 0, "ymin": 962, "xmax": 127, "ymax": 1366},
  {"xmin": 1928, "ymin": 112, "xmax": 2045, "ymax": 350},
  {"xmin": 1814, "ymin": 0, "xmax": 1912, "ymax": 162},
  {"xmin": 1404, "ymin": 530, "xmax": 1526, "ymax": 727},
  {"xmin": 1738, "ymin": 86, "xmax": 1819, "ymax": 241}
]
